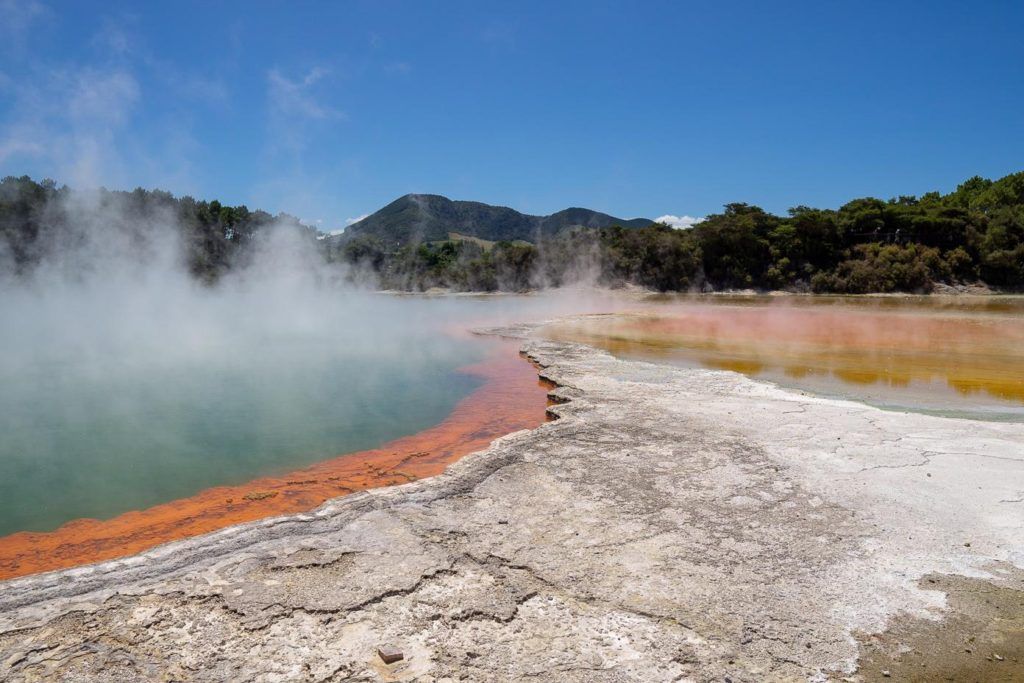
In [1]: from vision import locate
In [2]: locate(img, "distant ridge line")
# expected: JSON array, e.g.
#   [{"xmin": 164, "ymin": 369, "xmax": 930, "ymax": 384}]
[{"xmin": 337, "ymin": 193, "xmax": 651, "ymax": 246}]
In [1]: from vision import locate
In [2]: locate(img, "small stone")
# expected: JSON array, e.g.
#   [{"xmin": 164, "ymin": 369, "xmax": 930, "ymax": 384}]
[
  {"xmin": 881, "ymin": 671, "xmax": 891, "ymax": 678},
  {"xmin": 995, "ymin": 654, "xmax": 1004, "ymax": 661},
  {"xmin": 377, "ymin": 646, "xmax": 403, "ymax": 664}
]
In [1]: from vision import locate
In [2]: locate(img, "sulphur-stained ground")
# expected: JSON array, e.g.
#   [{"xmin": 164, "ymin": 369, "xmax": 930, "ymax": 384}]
[{"xmin": 1, "ymin": 321, "xmax": 1023, "ymax": 682}]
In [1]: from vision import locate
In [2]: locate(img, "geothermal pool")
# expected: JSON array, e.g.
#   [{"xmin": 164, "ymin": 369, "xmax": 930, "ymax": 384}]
[
  {"xmin": 3, "ymin": 289, "xmax": 1023, "ymax": 580},
  {"xmin": 0, "ymin": 288, "xmax": 585, "ymax": 579},
  {"xmin": 0, "ymin": 298, "xmax": 492, "ymax": 538},
  {"xmin": 543, "ymin": 294, "xmax": 1024, "ymax": 422}
]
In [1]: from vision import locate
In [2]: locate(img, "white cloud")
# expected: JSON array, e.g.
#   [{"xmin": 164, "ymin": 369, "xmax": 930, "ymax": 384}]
[
  {"xmin": 0, "ymin": 13, "xmax": 218, "ymax": 194},
  {"xmin": 655, "ymin": 214, "xmax": 703, "ymax": 229},
  {"xmin": 0, "ymin": 65, "xmax": 141, "ymax": 186},
  {"xmin": 263, "ymin": 66, "xmax": 342, "ymax": 165},
  {"xmin": 0, "ymin": 136, "xmax": 43, "ymax": 163},
  {"xmin": 314, "ymin": 214, "xmax": 367, "ymax": 239},
  {"xmin": 267, "ymin": 67, "xmax": 338, "ymax": 120},
  {"xmin": 69, "ymin": 69, "xmax": 139, "ymax": 125}
]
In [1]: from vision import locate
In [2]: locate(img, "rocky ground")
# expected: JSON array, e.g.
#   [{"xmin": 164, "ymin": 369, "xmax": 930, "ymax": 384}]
[{"xmin": 1, "ymin": 322, "xmax": 1022, "ymax": 682}]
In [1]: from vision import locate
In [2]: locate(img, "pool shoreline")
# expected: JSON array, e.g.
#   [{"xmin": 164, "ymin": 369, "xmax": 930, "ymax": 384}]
[
  {"xmin": 0, "ymin": 339, "xmax": 552, "ymax": 581},
  {"xmin": 540, "ymin": 302, "xmax": 1024, "ymax": 420}
]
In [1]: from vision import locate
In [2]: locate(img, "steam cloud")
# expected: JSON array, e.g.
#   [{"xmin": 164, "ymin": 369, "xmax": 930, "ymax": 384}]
[{"xmin": 0, "ymin": 186, "xmax": 633, "ymax": 389}]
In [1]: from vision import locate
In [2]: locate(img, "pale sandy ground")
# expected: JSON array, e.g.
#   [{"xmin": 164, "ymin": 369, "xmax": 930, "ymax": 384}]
[{"xmin": 0, "ymin": 318, "xmax": 1021, "ymax": 681}]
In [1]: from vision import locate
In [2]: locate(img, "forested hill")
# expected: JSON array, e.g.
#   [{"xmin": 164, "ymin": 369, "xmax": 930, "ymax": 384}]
[
  {"xmin": 337, "ymin": 193, "xmax": 651, "ymax": 247},
  {"xmin": 334, "ymin": 171, "xmax": 1024, "ymax": 292},
  {"xmin": 2, "ymin": 172, "xmax": 1023, "ymax": 293}
]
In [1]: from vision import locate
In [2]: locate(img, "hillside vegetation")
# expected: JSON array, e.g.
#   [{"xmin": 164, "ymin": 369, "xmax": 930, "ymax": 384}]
[
  {"xmin": 2, "ymin": 173, "xmax": 1022, "ymax": 293},
  {"xmin": 335, "ymin": 172, "xmax": 1024, "ymax": 292},
  {"xmin": 0, "ymin": 176, "xmax": 316, "ymax": 283},
  {"xmin": 337, "ymin": 193, "xmax": 650, "ymax": 246}
]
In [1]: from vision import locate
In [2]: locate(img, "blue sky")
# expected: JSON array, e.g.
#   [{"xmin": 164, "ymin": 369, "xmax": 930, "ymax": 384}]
[{"xmin": 1, "ymin": 1, "xmax": 1022, "ymax": 231}]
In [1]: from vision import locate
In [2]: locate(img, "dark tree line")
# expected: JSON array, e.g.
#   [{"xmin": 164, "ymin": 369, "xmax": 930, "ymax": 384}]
[
  {"xmin": 3, "ymin": 172, "xmax": 1023, "ymax": 292},
  {"xmin": 335, "ymin": 171, "xmax": 1024, "ymax": 293}
]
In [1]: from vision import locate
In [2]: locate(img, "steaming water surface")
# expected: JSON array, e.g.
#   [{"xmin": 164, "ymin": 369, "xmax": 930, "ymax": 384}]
[
  {"xmin": 0, "ymin": 291, "xmax": 527, "ymax": 537},
  {"xmin": 5, "ymin": 285, "xmax": 1023, "ymax": 541},
  {"xmin": 543, "ymin": 295, "xmax": 1024, "ymax": 422}
]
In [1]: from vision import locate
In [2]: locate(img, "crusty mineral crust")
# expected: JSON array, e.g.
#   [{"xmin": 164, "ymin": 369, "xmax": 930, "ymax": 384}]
[{"xmin": 1, "ymin": 324, "xmax": 1022, "ymax": 682}]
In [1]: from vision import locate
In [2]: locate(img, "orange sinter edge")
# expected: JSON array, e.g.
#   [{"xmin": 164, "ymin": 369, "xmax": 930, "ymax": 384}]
[{"xmin": 0, "ymin": 339, "xmax": 554, "ymax": 581}]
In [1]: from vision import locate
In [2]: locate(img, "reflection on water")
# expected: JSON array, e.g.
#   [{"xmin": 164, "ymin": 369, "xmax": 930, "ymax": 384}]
[{"xmin": 543, "ymin": 295, "xmax": 1024, "ymax": 422}]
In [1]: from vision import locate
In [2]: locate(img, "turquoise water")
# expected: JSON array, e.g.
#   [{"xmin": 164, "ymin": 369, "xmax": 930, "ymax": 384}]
[
  {"xmin": 0, "ymin": 281, "xmax": 637, "ymax": 538},
  {"xmin": 0, "ymin": 292, "xmax": 490, "ymax": 536}
]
